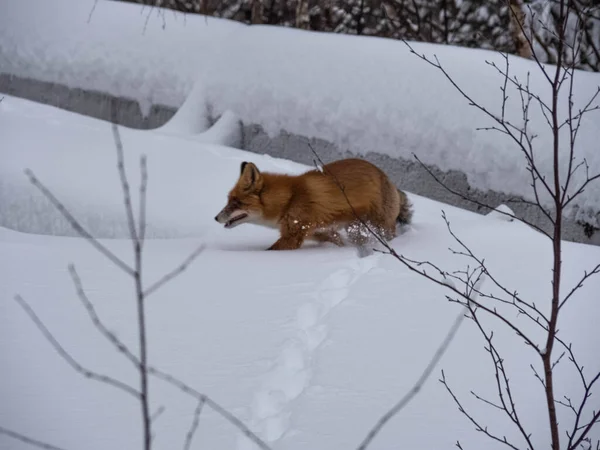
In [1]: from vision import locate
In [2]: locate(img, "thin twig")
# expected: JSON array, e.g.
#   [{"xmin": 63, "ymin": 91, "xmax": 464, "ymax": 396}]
[
  {"xmin": 147, "ymin": 367, "xmax": 272, "ymax": 450},
  {"xmin": 25, "ymin": 170, "xmax": 134, "ymax": 276},
  {"xmin": 143, "ymin": 244, "xmax": 206, "ymax": 298},
  {"xmin": 406, "ymin": 41, "xmax": 556, "ymax": 201},
  {"xmin": 411, "ymin": 154, "xmax": 551, "ymax": 238},
  {"xmin": 139, "ymin": 155, "xmax": 148, "ymax": 248},
  {"xmin": 468, "ymin": 304, "xmax": 535, "ymax": 450},
  {"xmin": 559, "ymin": 263, "xmax": 600, "ymax": 309},
  {"xmin": 111, "ymin": 120, "xmax": 139, "ymax": 247},
  {"xmin": 183, "ymin": 398, "xmax": 206, "ymax": 450},
  {"xmin": 441, "ymin": 371, "xmax": 521, "ymax": 450},
  {"xmin": 0, "ymin": 426, "xmax": 68, "ymax": 450},
  {"xmin": 69, "ymin": 264, "xmax": 140, "ymax": 368},
  {"xmin": 13, "ymin": 295, "xmax": 140, "ymax": 399},
  {"xmin": 356, "ymin": 305, "xmax": 468, "ymax": 450},
  {"xmin": 150, "ymin": 406, "xmax": 166, "ymax": 424},
  {"xmin": 87, "ymin": 0, "xmax": 99, "ymax": 23}
]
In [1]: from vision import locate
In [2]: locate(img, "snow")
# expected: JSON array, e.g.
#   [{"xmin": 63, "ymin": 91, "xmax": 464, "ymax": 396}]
[
  {"xmin": 1, "ymin": 0, "xmax": 599, "ymax": 225},
  {"xmin": 0, "ymin": 95, "xmax": 248, "ymax": 238},
  {"xmin": 486, "ymin": 204, "xmax": 515, "ymax": 222},
  {"xmin": 0, "ymin": 0, "xmax": 243, "ymax": 111},
  {"xmin": 1, "ymin": 94, "xmax": 599, "ymax": 450}
]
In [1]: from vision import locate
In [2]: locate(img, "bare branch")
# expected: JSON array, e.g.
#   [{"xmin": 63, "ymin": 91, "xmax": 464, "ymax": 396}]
[
  {"xmin": 402, "ymin": 40, "xmax": 554, "ymax": 199},
  {"xmin": 69, "ymin": 264, "xmax": 140, "ymax": 368},
  {"xmin": 441, "ymin": 371, "xmax": 522, "ymax": 450},
  {"xmin": 411, "ymin": 154, "xmax": 552, "ymax": 239},
  {"xmin": 553, "ymin": 336, "xmax": 600, "ymax": 450},
  {"xmin": 556, "ymin": 396, "xmax": 577, "ymax": 415},
  {"xmin": 564, "ymin": 87, "xmax": 600, "ymax": 150},
  {"xmin": 183, "ymin": 398, "xmax": 206, "ymax": 450},
  {"xmin": 139, "ymin": 155, "xmax": 148, "ymax": 248},
  {"xmin": 467, "ymin": 305, "xmax": 535, "ymax": 450},
  {"xmin": 531, "ymin": 363, "xmax": 546, "ymax": 388},
  {"xmin": 470, "ymin": 390, "xmax": 505, "ymax": 412},
  {"xmin": 13, "ymin": 295, "xmax": 140, "ymax": 399},
  {"xmin": 484, "ymin": 56, "xmax": 552, "ymax": 129},
  {"xmin": 150, "ymin": 406, "xmax": 166, "ymax": 424},
  {"xmin": 563, "ymin": 172, "xmax": 600, "ymax": 209},
  {"xmin": 551, "ymin": 351, "xmax": 566, "ymax": 370},
  {"xmin": 147, "ymin": 367, "xmax": 272, "ymax": 450},
  {"xmin": 0, "ymin": 426, "xmax": 68, "ymax": 450},
  {"xmin": 571, "ymin": 410, "xmax": 600, "ymax": 450},
  {"xmin": 87, "ymin": 0, "xmax": 98, "ymax": 23},
  {"xmin": 356, "ymin": 306, "xmax": 468, "ymax": 450},
  {"xmin": 111, "ymin": 119, "xmax": 139, "ymax": 247},
  {"xmin": 143, "ymin": 243, "xmax": 206, "ymax": 298},
  {"xmin": 25, "ymin": 170, "xmax": 134, "ymax": 276},
  {"xmin": 439, "ymin": 211, "xmax": 549, "ymax": 326},
  {"xmin": 561, "ymin": 54, "xmax": 579, "ymax": 205},
  {"xmin": 560, "ymin": 263, "xmax": 600, "ymax": 309}
]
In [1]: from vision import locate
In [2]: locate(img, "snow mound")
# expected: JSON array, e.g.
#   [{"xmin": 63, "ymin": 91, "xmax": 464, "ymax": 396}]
[
  {"xmin": 0, "ymin": 0, "xmax": 243, "ymax": 110},
  {"xmin": 0, "ymin": 95, "xmax": 289, "ymax": 238},
  {"xmin": 486, "ymin": 204, "xmax": 515, "ymax": 222},
  {"xmin": 1, "ymin": 0, "xmax": 599, "ymax": 224},
  {"xmin": 1, "ymin": 97, "xmax": 599, "ymax": 450}
]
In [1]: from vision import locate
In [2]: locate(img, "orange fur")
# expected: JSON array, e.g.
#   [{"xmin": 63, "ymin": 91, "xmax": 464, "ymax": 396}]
[{"xmin": 214, "ymin": 158, "xmax": 412, "ymax": 251}]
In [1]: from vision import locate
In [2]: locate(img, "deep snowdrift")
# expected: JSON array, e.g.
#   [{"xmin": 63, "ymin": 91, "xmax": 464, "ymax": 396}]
[
  {"xmin": 1, "ymin": 0, "xmax": 599, "ymax": 226},
  {"xmin": 1, "ymin": 94, "xmax": 599, "ymax": 450}
]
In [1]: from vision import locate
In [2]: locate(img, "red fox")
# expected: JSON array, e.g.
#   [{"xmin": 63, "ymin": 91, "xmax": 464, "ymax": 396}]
[{"xmin": 214, "ymin": 158, "xmax": 412, "ymax": 251}]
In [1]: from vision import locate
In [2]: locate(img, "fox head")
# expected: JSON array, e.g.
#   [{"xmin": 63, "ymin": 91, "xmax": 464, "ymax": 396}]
[{"xmin": 215, "ymin": 161, "xmax": 265, "ymax": 229}]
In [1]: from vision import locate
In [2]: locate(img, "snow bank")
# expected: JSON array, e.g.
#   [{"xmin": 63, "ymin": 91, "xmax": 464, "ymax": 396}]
[
  {"xmin": 0, "ymin": 0, "xmax": 243, "ymax": 112},
  {"xmin": 1, "ymin": 0, "xmax": 599, "ymax": 223},
  {"xmin": 1, "ymin": 95, "xmax": 599, "ymax": 450},
  {"xmin": 0, "ymin": 94, "xmax": 292, "ymax": 238}
]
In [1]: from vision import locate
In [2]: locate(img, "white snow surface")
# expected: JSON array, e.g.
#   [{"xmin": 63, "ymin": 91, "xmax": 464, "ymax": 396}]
[
  {"xmin": 1, "ymin": 0, "xmax": 600, "ymax": 223},
  {"xmin": 1, "ymin": 95, "xmax": 600, "ymax": 450}
]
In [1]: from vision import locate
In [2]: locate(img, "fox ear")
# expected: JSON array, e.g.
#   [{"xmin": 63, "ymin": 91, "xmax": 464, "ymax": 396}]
[{"xmin": 239, "ymin": 161, "xmax": 262, "ymax": 191}]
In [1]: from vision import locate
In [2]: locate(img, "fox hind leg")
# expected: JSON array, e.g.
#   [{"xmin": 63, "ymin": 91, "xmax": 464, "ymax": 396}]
[
  {"xmin": 310, "ymin": 229, "xmax": 345, "ymax": 247},
  {"xmin": 345, "ymin": 220, "xmax": 375, "ymax": 258}
]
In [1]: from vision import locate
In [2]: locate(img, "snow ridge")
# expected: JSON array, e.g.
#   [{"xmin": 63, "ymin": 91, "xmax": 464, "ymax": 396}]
[{"xmin": 237, "ymin": 254, "xmax": 381, "ymax": 448}]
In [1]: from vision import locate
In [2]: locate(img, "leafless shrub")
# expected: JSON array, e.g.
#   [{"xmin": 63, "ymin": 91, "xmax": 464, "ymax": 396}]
[{"xmin": 307, "ymin": 0, "xmax": 599, "ymax": 448}]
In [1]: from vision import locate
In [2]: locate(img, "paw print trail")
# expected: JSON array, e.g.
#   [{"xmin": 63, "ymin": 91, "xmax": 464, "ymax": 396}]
[{"xmin": 236, "ymin": 253, "xmax": 381, "ymax": 449}]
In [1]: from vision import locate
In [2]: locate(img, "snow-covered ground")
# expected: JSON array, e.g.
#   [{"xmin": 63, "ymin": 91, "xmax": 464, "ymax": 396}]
[
  {"xmin": 1, "ymin": 94, "xmax": 599, "ymax": 450},
  {"xmin": 1, "ymin": 0, "xmax": 599, "ymax": 226}
]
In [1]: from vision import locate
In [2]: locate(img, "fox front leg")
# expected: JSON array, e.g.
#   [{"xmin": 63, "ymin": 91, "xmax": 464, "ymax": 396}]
[
  {"xmin": 267, "ymin": 216, "xmax": 310, "ymax": 251},
  {"xmin": 267, "ymin": 236, "xmax": 304, "ymax": 251}
]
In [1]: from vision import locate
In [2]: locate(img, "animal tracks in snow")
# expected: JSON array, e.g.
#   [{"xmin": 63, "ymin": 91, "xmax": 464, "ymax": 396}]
[{"xmin": 236, "ymin": 253, "xmax": 381, "ymax": 448}]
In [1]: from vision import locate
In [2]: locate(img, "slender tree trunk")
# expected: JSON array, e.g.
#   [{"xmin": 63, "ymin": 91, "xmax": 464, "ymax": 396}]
[{"xmin": 543, "ymin": 1, "xmax": 567, "ymax": 449}]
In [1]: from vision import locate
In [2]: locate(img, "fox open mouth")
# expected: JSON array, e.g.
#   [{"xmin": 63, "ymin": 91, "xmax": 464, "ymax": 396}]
[{"xmin": 224, "ymin": 213, "xmax": 249, "ymax": 228}]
